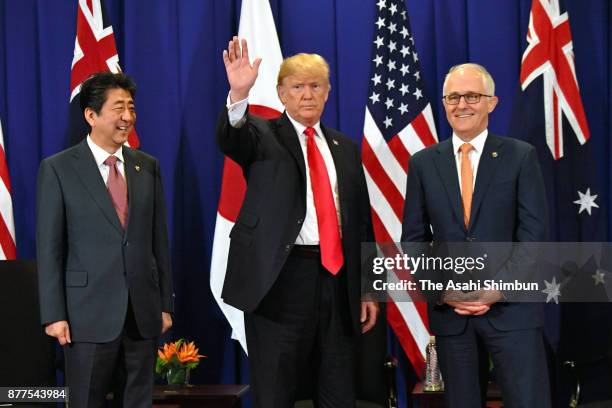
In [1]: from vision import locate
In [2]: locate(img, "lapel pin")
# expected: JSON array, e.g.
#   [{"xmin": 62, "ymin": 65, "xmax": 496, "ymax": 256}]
[
  {"xmin": 135, "ymin": 165, "xmax": 141, "ymax": 172},
  {"xmin": 491, "ymin": 152, "xmax": 498, "ymax": 158},
  {"xmin": 333, "ymin": 139, "xmax": 339, "ymax": 146}
]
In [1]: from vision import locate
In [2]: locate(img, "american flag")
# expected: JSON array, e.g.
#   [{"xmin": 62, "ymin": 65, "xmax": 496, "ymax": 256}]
[
  {"xmin": 509, "ymin": 0, "xmax": 611, "ymax": 401},
  {"xmin": 0, "ymin": 118, "xmax": 16, "ymax": 260},
  {"xmin": 361, "ymin": 0, "xmax": 437, "ymax": 376},
  {"xmin": 68, "ymin": 0, "xmax": 139, "ymax": 148}
]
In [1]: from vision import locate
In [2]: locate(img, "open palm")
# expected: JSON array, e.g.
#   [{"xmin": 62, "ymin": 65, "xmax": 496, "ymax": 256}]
[{"xmin": 223, "ymin": 37, "xmax": 262, "ymax": 102}]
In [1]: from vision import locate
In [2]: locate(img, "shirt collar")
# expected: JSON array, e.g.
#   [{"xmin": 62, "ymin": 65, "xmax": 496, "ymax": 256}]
[
  {"xmin": 285, "ymin": 111, "xmax": 324, "ymax": 140},
  {"xmin": 87, "ymin": 135, "xmax": 124, "ymax": 166},
  {"xmin": 452, "ymin": 129, "xmax": 488, "ymax": 154}
]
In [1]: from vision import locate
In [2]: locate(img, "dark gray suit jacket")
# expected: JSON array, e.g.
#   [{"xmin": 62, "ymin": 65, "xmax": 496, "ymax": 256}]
[
  {"xmin": 36, "ymin": 139, "xmax": 173, "ymax": 342},
  {"xmin": 401, "ymin": 133, "xmax": 548, "ymax": 335},
  {"xmin": 216, "ymin": 110, "xmax": 372, "ymax": 333}
]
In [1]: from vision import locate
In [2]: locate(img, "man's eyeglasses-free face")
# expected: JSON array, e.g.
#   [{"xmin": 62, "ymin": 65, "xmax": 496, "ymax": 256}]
[{"xmin": 442, "ymin": 93, "xmax": 492, "ymax": 105}]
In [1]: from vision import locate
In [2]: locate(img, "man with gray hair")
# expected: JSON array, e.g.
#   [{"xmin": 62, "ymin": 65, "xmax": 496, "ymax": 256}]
[{"xmin": 402, "ymin": 63, "xmax": 551, "ymax": 407}]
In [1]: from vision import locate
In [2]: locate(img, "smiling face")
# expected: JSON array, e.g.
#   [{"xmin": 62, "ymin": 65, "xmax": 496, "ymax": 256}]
[
  {"xmin": 85, "ymin": 87, "xmax": 136, "ymax": 153},
  {"xmin": 443, "ymin": 66, "xmax": 498, "ymax": 141},
  {"xmin": 277, "ymin": 73, "xmax": 330, "ymax": 127}
]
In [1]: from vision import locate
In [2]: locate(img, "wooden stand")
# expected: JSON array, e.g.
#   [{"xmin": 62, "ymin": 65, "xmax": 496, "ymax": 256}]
[{"xmin": 151, "ymin": 384, "xmax": 249, "ymax": 408}]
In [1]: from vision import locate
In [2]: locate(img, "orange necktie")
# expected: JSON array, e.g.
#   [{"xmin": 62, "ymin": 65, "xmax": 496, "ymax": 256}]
[
  {"xmin": 305, "ymin": 127, "xmax": 344, "ymax": 274},
  {"xmin": 459, "ymin": 143, "xmax": 474, "ymax": 228}
]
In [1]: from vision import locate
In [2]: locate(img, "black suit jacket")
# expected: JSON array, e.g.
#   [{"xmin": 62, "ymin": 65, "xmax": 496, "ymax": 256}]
[
  {"xmin": 36, "ymin": 140, "xmax": 173, "ymax": 342},
  {"xmin": 217, "ymin": 110, "xmax": 372, "ymax": 333},
  {"xmin": 401, "ymin": 133, "xmax": 548, "ymax": 335}
]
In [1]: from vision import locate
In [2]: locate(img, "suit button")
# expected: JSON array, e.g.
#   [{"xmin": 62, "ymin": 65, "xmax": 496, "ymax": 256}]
[
  {"xmin": 123, "ymin": 240, "xmax": 129, "ymax": 246},
  {"xmin": 297, "ymin": 219, "xmax": 303, "ymax": 225},
  {"xmin": 285, "ymin": 244, "xmax": 292, "ymax": 252},
  {"xmin": 465, "ymin": 236, "xmax": 474, "ymax": 242}
]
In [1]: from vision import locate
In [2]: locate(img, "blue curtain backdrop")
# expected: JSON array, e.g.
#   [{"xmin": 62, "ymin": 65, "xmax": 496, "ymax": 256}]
[{"xmin": 1, "ymin": 0, "xmax": 611, "ymax": 398}]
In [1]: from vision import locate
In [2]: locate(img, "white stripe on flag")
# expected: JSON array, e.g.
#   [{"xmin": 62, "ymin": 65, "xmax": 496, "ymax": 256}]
[
  {"xmin": 393, "ymin": 301, "xmax": 429, "ymax": 360},
  {"xmin": 397, "ymin": 123, "xmax": 426, "ymax": 156},
  {"xmin": 363, "ymin": 109, "xmax": 407, "ymax": 195},
  {"xmin": 422, "ymin": 104, "xmax": 439, "ymax": 142},
  {"xmin": 386, "ymin": 269, "xmax": 430, "ymax": 356},
  {"xmin": 363, "ymin": 166, "xmax": 402, "ymax": 240},
  {"xmin": 0, "ymin": 119, "xmax": 16, "ymax": 259},
  {"xmin": 0, "ymin": 178, "xmax": 15, "ymax": 242}
]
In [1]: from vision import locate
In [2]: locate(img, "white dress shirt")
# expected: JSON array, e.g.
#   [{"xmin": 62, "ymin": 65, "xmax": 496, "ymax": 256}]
[
  {"xmin": 87, "ymin": 135, "xmax": 126, "ymax": 184},
  {"xmin": 451, "ymin": 129, "xmax": 488, "ymax": 192},
  {"xmin": 226, "ymin": 97, "xmax": 341, "ymax": 245}
]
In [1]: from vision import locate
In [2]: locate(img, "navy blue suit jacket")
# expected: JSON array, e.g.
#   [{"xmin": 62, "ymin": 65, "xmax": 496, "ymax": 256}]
[{"xmin": 401, "ymin": 133, "xmax": 548, "ymax": 335}]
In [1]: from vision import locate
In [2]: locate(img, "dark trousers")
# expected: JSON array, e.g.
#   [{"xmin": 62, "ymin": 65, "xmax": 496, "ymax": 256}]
[
  {"xmin": 64, "ymin": 300, "xmax": 157, "ymax": 408},
  {"xmin": 436, "ymin": 316, "xmax": 551, "ymax": 408},
  {"xmin": 245, "ymin": 250, "xmax": 357, "ymax": 408}
]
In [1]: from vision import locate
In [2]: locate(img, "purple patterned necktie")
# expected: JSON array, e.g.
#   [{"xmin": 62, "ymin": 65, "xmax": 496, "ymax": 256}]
[{"xmin": 104, "ymin": 155, "xmax": 128, "ymax": 228}]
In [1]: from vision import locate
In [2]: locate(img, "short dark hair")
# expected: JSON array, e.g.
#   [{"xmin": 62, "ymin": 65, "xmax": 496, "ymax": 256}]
[{"xmin": 79, "ymin": 72, "xmax": 137, "ymax": 114}]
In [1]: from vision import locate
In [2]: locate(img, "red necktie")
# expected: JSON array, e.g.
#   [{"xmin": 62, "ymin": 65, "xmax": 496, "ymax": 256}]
[
  {"xmin": 305, "ymin": 127, "xmax": 344, "ymax": 274},
  {"xmin": 104, "ymin": 155, "xmax": 128, "ymax": 228}
]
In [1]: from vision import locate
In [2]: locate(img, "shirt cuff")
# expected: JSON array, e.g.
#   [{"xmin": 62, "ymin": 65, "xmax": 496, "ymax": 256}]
[{"xmin": 227, "ymin": 93, "xmax": 248, "ymax": 128}]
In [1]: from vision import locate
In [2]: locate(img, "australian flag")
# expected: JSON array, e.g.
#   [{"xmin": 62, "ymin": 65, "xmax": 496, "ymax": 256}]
[
  {"xmin": 508, "ymin": 0, "xmax": 611, "ymax": 404},
  {"xmin": 68, "ymin": 0, "xmax": 139, "ymax": 148}
]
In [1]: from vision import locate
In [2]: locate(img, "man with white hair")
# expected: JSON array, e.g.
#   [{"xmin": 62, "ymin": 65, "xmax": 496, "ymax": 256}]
[{"xmin": 402, "ymin": 63, "xmax": 551, "ymax": 407}]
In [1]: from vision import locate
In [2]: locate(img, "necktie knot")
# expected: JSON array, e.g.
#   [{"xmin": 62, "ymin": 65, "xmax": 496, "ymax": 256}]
[
  {"xmin": 104, "ymin": 155, "xmax": 119, "ymax": 167},
  {"xmin": 304, "ymin": 127, "xmax": 316, "ymax": 139},
  {"xmin": 459, "ymin": 143, "xmax": 474, "ymax": 155}
]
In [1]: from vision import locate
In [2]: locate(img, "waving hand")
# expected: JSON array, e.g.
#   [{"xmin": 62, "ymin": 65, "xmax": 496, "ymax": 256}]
[{"xmin": 223, "ymin": 36, "xmax": 262, "ymax": 103}]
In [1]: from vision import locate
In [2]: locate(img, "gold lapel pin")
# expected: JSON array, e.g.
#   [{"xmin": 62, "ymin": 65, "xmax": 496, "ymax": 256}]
[
  {"xmin": 135, "ymin": 165, "xmax": 141, "ymax": 172},
  {"xmin": 492, "ymin": 152, "xmax": 498, "ymax": 158}
]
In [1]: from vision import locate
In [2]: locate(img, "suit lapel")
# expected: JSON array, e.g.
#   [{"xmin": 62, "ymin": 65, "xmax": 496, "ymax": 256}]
[
  {"xmin": 72, "ymin": 140, "xmax": 123, "ymax": 234},
  {"xmin": 276, "ymin": 112, "xmax": 306, "ymax": 209},
  {"xmin": 470, "ymin": 134, "xmax": 504, "ymax": 227},
  {"xmin": 276, "ymin": 113, "xmax": 306, "ymax": 184},
  {"xmin": 432, "ymin": 139, "xmax": 465, "ymax": 232},
  {"xmin": 320, "ymin": 124, "xmax": 349, "ymax": 229}
]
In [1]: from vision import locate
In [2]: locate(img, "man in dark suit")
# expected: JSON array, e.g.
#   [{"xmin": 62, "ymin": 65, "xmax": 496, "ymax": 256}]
[
  {"xmin": 217, "ymin": 37, "xmax": 378, "ymax": 407},
  {"xmin": 402, "ymin": 64, "xmax": 551, "ymax": 407},
  {"xmin": 37, "ymin": 72, "xmax": 173, "ymax": 407}
]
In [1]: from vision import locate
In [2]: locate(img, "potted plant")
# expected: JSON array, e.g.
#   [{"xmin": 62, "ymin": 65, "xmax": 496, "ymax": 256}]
[{"xmin": 156, "ymin": 338, "xmax": 205, "ymax": 387}]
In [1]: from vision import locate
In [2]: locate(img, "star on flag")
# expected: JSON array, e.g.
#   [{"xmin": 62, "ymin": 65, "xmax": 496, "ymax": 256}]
[
  {"xmin": 592, "ymin": 269, "xmax": 606, "ymax": 286},
  {"xmin": 573, "ymin": 188, "xmax": 599, "ymax": 215},
  {"xmin": 542, "ymin": 276, "xmax": 561, "ymax": 304}
]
